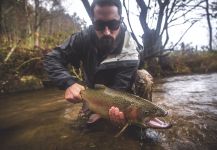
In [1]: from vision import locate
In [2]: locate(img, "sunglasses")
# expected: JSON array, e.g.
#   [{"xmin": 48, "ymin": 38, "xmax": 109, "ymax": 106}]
[{"xmin": 93, "ymin": 19, "xmax": 121, "ymax": 31}]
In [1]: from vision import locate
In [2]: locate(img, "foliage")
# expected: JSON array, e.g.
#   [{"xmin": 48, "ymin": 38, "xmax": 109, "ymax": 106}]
[
  {"xmin": 0, "ymin": 47, "xmax": 44, "ymax": 93},
  {"xmin": 148, "ymin": 51, "xmax": 217, "ymax": 77},
  {"xmin": 0, "ymin": 0, "xmax": 84, "ymax": 94},
  {"xmin": 0, "ymin": 0, "xmax": 86, "ymax": 46}
]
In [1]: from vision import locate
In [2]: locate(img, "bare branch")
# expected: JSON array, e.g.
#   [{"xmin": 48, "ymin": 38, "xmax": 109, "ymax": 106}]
[
  {"xmin": 167, "ymin": 0, "xmax": 179, "ymax": 20},
  {"xmin": 161, "ymin": 5, "xmax": 170, "ymax": 48},
  {"xmin": 81, "ymin": 0, "xmax": 92, "ymax": 19},
  {"xmin": 123, "ymin": 0, "xmax": 142, "ymax": 48},
  {"xmin": 169, "ymin": 0, "xmax": 205, "ymax": 24},
  {"xmin": 4, "ymin": 31, "xmax": 33, "ymax": 62},
  {"xmin": 163, "ymin": 25, "xmax": 169, "ymax": 48},
  {"xmin": 136, "ymin": 0, "xmax": 149, "ymax": 33},
  {"xmin": 156, "ymin": 0, "xmax": 170, "ymax": 35},
  {"xmin": 123, "ymin": 0, "xmax": 133, "ymax": 33},
  {"xmin": 168, "ymin": 18, "xmax": 201, "ymax": 28},
  {"xmin": 172, "ymin": 20, "xmax": 200, "ymax": 49}
]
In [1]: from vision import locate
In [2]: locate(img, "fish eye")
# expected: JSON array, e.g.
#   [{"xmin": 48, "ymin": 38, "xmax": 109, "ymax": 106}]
[{"xmin": 143, "ymin": 111, "xmax": 149, "ymax": 114}]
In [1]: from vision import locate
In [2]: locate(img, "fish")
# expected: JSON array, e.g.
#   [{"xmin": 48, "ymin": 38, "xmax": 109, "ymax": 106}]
[{"xmin": 80, "ymin": 84, "xmax": 170, "ymax": 137}]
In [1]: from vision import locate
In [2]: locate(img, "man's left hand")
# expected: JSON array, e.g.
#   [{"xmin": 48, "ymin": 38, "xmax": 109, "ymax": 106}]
[{"xmin": 109, "ymin": 106, "xmax": 126, "ymax": 125}]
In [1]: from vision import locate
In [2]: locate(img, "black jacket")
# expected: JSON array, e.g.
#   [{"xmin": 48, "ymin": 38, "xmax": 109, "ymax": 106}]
[{"xmin": 44, "ymin": 25, "xmax": 139, "ymax": 91}]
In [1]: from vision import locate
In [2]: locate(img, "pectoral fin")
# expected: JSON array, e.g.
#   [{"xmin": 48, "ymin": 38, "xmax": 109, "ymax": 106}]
[{"xmin": 114, "ymin": 123, "xmax": 129, "ymax": 138}]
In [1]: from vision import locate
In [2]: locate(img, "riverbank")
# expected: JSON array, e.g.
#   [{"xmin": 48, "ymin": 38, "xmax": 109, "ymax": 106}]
[{"xmin": 146, "ymin": 51, "xmax": 217, "ymax": 77}]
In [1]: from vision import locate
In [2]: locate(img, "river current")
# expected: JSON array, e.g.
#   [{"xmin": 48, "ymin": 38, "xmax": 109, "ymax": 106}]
[{"xmin": 0, "ymin": 73, "xmax": 216, "ymax": 150}]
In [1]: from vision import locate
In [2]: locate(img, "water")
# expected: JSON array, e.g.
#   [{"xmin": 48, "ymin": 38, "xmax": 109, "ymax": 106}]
[
  {"xmin": 0, "ymin": 73, "xmax": 217, "ymax": 150},
  {"xmin": 153, "ymin": 73, "xmax": 217, "ymax": 150}
]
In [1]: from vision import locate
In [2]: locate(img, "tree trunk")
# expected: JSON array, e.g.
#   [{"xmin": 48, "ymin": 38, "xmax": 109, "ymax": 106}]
[
  {"xmin": 0, "ymin": 0, "xmax": 5, "ymax": 39},
  {"xmin": 24, "ymin": 0, "xmax": 32, "ymax": 36},
  {"xmin": 49, "ymin": 18, "xmax": 53, "ymax": 35},
  {"xmin": 81, "ymin": 0, "xmax": 92, "ymax": 19},
  {"xmin": 34, "ymin": 0, "xmax": 40, "ymax": 48},
  {"xmin": 205, "ymin": 0, "xmax": 213, "ymax": 51},
  {"xmin": 0, "ymin": 0, "xmax": 3, "ymax": 36}
]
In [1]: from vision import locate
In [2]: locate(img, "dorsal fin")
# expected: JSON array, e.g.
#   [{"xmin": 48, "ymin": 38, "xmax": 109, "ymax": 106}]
[{"xmin": 94, "ymin": 84, "xmax": 106, "ymax": 89}]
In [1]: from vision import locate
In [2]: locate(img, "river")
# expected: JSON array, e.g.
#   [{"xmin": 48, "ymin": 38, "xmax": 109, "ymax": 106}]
[{"xmin": 0, "ymin": 73, "xmax": 217, "ymax": 150}]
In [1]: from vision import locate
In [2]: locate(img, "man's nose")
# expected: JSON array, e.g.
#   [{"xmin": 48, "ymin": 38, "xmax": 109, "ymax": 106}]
[{"xmin": 102, "ymin": 26, "xmax": 111, "ymax": 36}]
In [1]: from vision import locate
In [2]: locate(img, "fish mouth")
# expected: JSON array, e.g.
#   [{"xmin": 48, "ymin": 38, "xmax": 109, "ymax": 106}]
[{"xmin": 143, "ymin": 117, "xmax": 172, "ymax": 129}]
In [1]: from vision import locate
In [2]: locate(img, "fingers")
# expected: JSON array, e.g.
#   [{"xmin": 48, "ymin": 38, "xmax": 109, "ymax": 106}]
[
  {"xmin": 65, "ymin": 83, "xmax": 85, "ymax": 103},
  {"xmin": 78, "ymin": 84, "xmax": 85, "ymax": 91},
  {"xmin": 109, "ymin": 106, "xmax": 125, "ymax": 125}
]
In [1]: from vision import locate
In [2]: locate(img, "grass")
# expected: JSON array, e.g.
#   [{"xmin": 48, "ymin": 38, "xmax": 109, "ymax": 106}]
[{"xmin": 147, "ymin": 50, "xmax": 217, "ymax": 77}]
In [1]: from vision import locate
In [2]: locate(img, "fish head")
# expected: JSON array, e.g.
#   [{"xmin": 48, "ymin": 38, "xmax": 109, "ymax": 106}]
[
  {"xmin": 138, "ymin": 102, "xmax": 171, "ymax": 129},
  {"xmin": 150, "ymin": 106, "xmax": 168, "ymax": 117},
  {"xmin": 139, "ymin": 101, "xmax": 168, "ymax": 118}
]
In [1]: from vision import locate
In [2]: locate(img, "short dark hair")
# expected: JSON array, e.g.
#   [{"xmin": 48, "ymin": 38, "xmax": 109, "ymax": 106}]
[{"xmin": 90, "ymin": 0, "xmax": 122, "ymax": 18}]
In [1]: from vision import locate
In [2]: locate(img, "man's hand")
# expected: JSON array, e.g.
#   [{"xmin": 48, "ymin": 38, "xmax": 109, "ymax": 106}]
[
  {"xmin": 109, "ymin": 106, "xmax": 126, "ymax": 125},
  {"xmin": 65, "ymin": 83, "xmax": 85, "ymax": 103}
]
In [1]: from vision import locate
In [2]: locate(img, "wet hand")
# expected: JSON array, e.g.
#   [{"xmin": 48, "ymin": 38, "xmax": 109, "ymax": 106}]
[
  {"xmin": 65, "ymin": 83, "xmax": 85, "ymax": 103},
  {"xmin": 109, "ymin": 106, "xmax": 126, "ymax": 125}
]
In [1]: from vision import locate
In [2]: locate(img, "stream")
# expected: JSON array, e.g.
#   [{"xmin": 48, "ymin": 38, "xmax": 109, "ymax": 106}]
[{"xmin": 0, "ymin": 73, "xmax": 217, "ymax": 150}]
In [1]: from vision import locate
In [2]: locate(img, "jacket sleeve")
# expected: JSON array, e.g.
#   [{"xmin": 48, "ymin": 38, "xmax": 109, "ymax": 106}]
[{"xmin": 43, "ymin": 34, "xmax": 83, "ymax": 90}]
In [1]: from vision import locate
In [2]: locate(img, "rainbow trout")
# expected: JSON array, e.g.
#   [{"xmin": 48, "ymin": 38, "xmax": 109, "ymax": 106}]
[{"xmin": 81, "ymin": 85, "xmax": 169, "ymax": 136}]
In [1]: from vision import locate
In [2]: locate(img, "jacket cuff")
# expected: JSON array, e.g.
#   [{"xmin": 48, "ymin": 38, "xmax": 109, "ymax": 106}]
[{"xmin": 60, "ymin": 79, "xmax": 76, "ymax": 90}]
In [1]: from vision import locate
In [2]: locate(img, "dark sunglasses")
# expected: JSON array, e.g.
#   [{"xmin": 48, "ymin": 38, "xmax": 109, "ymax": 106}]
[{"xmin": 93, "ymin": 19, "xmax": 121, "ymax": 31}]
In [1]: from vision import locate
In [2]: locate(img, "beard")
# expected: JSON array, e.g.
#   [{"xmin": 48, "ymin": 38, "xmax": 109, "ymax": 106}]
[{"xmin": 97, "ymin": 35, "xmax": 115, "ymax": 55}]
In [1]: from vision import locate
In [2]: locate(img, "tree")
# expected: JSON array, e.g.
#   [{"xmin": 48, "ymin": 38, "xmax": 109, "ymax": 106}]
[
  {"xmin": 1, "ymin": 0, "xmax": 85, "ymax": 62},
  {"xmin": 0, "ymin": 0, "xmax": 3, "ymax": 36},
  {"xmin": 0, "ymin": 0, "xmax": 16, "ymax": 43},
  {"xmin": 211, "ymin": 1, "xmax": 217, "ymax": 49},
  {"xmin": 204, "ymin": 0, "xmax": 213, "ymax": 51},
  {"xmin": 33, "ymin": 0, "xmax": 65, "ymax": 47},
  {"xmin": 134, "ymin": 0, "xmax": 204, "ymax": 55},
  {"xmin": 34, "ymin": 0, "xmax": 40, "ymax": 47}
]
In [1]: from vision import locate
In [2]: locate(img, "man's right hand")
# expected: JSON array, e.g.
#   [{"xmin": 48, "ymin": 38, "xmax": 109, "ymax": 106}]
[{"xmin": 65, "ymin": 83, "xmax": 85, "ymax": 103}]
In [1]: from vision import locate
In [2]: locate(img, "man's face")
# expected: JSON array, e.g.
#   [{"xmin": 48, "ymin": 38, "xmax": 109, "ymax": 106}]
[
  {"xmin": 93, "ymin": 5, "xmax": 121, "ymax": 53},
  {"xmin": 93, "ymin": 5, "xmax": 120, "ymax": 39}
]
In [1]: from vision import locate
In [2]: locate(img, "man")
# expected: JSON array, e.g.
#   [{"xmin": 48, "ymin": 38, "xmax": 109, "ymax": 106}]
[{"xmin": 44, "ymin": 0, "xmax": 168, "ymax": 128}]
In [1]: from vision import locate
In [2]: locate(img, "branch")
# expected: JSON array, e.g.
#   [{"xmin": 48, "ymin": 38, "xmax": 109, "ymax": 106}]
[
  {"xmin": 4, "ymin": 32, "xmax": 33, "ymax": 63},
  {"xmin": 136, "ymin": 0, "xmax": 149, "ymax": 33},
  {"xmin": 156, "ymin": 0, "xmax": 170, "ymax": 35},
  {"xmin": 163, "ymin": 25, "xmax": 169, "ymax": 48},
  {"xmin": 16, "ymin": 57, "xmax": 41, "ymax": 71},
  {"xmin": 81, "ymin": 0, "xmax": 92, "ymax": 19},
  {"xmin": 168, "ymin": 18, "xmax": 201, "ymax": 28},
  {"xmin": 161, "ymin": 5, "xmax": 170, "ymax": 48},
  {"xmin": 172, "ymin": 20, "xmax": 199, "ymax": 49},
  {"xmin": 123, "ymin": 0, "xmax": 133, "ymax": 34},
  {"xmin": 169, "ymin": 0, "xmax": 204, "ymax": 24},
  {"xmin": 4, "ymin": 40, "xmax": 22, "ymax": 63},
  {"xmin": 123, "ymin": 0, "xmax": 142, "ymax": 48},
  {"xmin": 167, "ymin": 0, "xmax": 178, "ymax": 20},
  {"xmin": 3, "ymin": 6, "xmax": 13, "ymax": 15}
]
